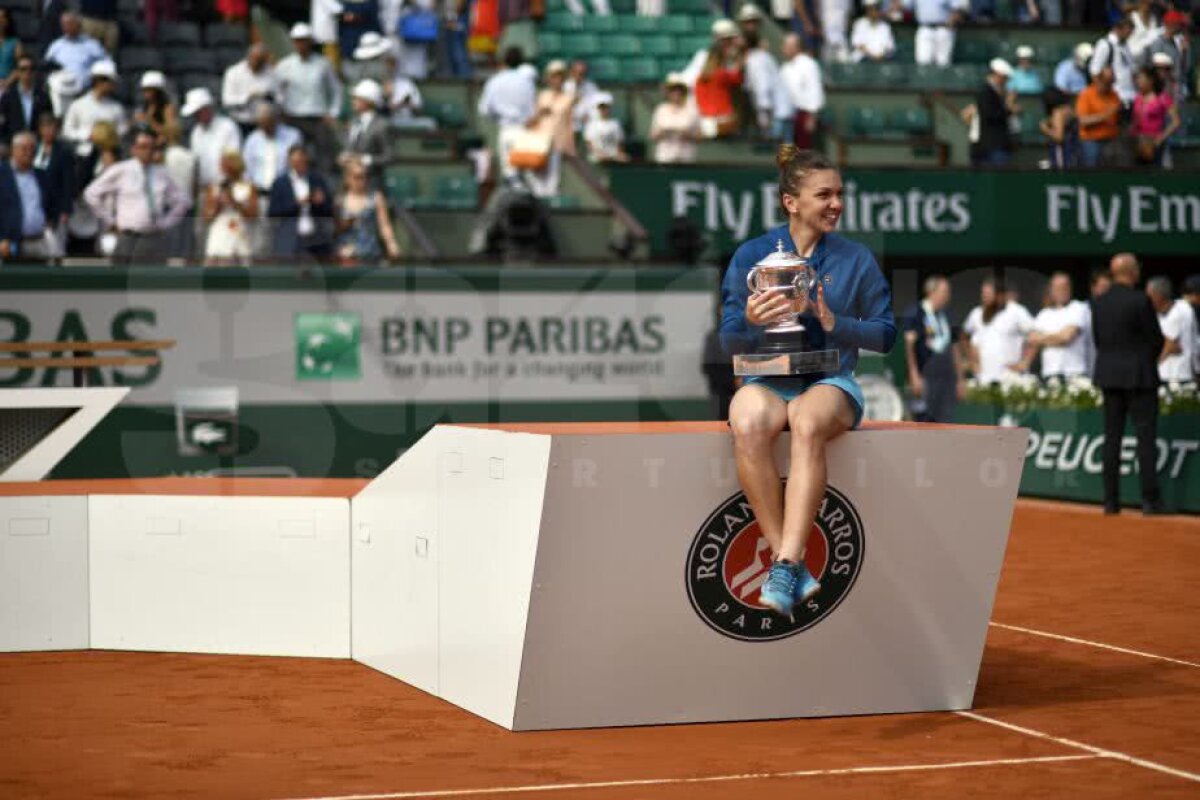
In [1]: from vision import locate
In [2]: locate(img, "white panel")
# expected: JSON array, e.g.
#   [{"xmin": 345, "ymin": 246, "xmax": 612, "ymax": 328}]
[
  {"xmin": 89, "ymin": 495, "xmax": 349, "ymax": 657},
  {"xmin": 351, "ymin": 431, "xmax": 444, "ymax": 694},
  {"xmin": 0, "ymin": 387, "xmax": 129, "ymax": 481},
  {"xmin": 513, "ymin": 427, "xmax": 1026, "ymax": 729},
  {"xmin": 435, "ymin": 427, "xmax": 551, "ymax": 729},
  {"xmin": 0, "ymin": 496, "xmax": 89, "ymax": 651}
]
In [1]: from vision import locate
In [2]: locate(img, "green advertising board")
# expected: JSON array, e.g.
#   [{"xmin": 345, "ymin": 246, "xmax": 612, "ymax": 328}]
[
  {"xmin": 610, "ymin": 166, "xmax": 1200, "ymax": 259},
  {"xmin": 955, "ymin": 403, "xmax": 1200, "ymax": 513}
]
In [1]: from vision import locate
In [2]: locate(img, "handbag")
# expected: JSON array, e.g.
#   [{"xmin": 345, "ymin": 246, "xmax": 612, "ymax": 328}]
[
  {"xmin": 399, "ymin": 9, "xmax": 440, "ymax": 43},
  {"xmin": 508, "ymin": 130, "xmax": 552, "ymax": 170}
]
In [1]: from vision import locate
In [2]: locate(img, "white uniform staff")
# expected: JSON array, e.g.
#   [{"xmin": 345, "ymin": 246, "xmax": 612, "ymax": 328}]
[
  {"xmin": 1148, "ymin": 276, "xmax": 1197, "ymax": 383},
  {"xmin": 1030, "ymin": 273, "xmax": 1091, "ymax": 379},
  {"xmin": 963, "ymin": 278, "xmax": 1034, "ymax": 383}
]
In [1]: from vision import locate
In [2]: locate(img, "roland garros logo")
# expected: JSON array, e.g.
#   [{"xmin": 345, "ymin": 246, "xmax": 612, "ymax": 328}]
[{"xmin": 685, "ymin": 486, "xmax": 865, "ymax": 642}]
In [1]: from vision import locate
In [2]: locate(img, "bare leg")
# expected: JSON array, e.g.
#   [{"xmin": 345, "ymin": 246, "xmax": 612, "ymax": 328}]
[
  {"xmin": 778, "ymin": 385, "xmax": 855, "ymax": 564},
  {"xmin": 728, "ymin": 384, "xmax": 789, "ymax": 555}
]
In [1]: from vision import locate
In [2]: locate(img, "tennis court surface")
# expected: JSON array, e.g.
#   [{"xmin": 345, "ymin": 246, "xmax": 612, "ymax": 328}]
[{"xmin": 1, "ymin": 499, "xmax": 1197, "ymax": 799}]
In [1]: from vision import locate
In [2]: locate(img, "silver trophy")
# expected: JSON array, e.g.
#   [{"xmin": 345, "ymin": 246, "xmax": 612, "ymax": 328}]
[{"xmin": 732, "ymin": 241, "xmax": 841, "ymax": 377}]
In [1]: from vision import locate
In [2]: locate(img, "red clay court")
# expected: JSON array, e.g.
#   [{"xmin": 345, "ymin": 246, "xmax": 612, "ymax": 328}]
[{"xmin": 1, "ymin": 498, "xmax": 1197, "ymax": 799}]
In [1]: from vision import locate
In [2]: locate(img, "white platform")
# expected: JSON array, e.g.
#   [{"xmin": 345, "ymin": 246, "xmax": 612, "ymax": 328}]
[
  {"xmin": 89, "ymin": 494, "xmax": 350, "ymax": 657},
  {"xmin": 0, "ymin": 495, "xmax": 90, "ymax": 652},
  {"xmin": 351, "ymin": 422, "xmax": 1028, "ymax": 730}
]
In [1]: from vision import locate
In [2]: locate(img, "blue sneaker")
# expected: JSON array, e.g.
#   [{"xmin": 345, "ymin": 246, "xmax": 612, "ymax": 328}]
[
  {"xmin": 759, "ymin": 561, "xmax": 799, "ymax": 618},
  {"xmin": 794, "ymin": 562, "xmax": 821, "ymax": 605}
]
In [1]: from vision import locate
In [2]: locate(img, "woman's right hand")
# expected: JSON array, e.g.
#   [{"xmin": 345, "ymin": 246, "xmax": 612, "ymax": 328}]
[{"xmin": 745, "ymin": 290, "xmax": 793, "ymax": 327}]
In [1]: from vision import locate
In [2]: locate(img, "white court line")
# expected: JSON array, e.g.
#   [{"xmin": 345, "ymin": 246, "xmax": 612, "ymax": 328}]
[
  {"xmin": 278, "ymin": 755, "xmax": 1100, "ymax": 800},
  {"xmin": 989, "ymin": 622, "xmax": 1200, "ymax": 669},
  {"xmin": 957, "ymin": 711, "xmax": 1200, "ymax": 785}
]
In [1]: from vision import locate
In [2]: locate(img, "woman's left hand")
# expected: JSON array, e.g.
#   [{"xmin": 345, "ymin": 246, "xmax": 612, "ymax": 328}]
[{"xmin": 815, "ymin": 284, "xmax": 836, "ymax": 332}]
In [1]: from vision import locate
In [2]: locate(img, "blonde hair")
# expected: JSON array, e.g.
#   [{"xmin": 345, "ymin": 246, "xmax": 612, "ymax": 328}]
[
  {"xmin": 220, "ymin": 149, "xmax": 245, "ymax": 177},
  {"xmin": 91, "ymin": 120, "xmax": 120, "ymax": 153},
  {"xmin": 776, "ymin": 145, "xmax": 836, "ymax": 199}
]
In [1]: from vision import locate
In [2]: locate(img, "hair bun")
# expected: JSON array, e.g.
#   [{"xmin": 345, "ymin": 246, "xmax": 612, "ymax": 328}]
[{"xmin": 776, "ymin": 143, "xmax": 799, "ymax": 170}]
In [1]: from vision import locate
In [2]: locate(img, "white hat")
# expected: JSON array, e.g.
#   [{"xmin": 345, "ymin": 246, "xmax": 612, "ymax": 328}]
[
  {"xmin": 543, "ymin": 59, "xmax": 567, "ymax": 75},
  {"xmin": 353, "ymin": 31, "xmax": 392, "ymax": 61},
  {"xmin": 1151, "ymin": 51, "xmax": 1174, "ymax": 67},
  {"xmin": 1074, "ymin": 42, "xmax": 1093, "ymax": 62},
  {"xmin": 180, "ymin": 87, "xmax": 215, "ymax": 116},
  {"xmin": 351, "ymin": 79, "xmax": 384, "ymax": 108},
  {"xmin": 140, "ymin": 70, "xmax": 166, "ymax": 90},
  {"xmin": 1015, "ymin": 45, "xmax": 1034, "ymax": 60},
  {"xmin": 863, "ymin": 0, "xmax": 881, "ymax": 5},
  {"xmin": 711, "ymin": 18, "xmax": 739, "ymax": 39},
  {"xmin": 288, "ymin": 22, "xmax": 314, "ymax": 39},
  {"xmin": 989, "ymin": 58, "xmax": 1013, "ymax": 77},
  {"xmin": 735, "ymin": 3, "xmax": 763, "ymax": 21},
  {"xmin": 90, "ymin": 60, "xmax": 117, "ymax": 81},
  {"xmin": 664, "ymin": 71, "xmax": 688, "ymax": 88},
  {"xmin": 593, "ymin": 91, "xmax": 614, "ymax": 106}
]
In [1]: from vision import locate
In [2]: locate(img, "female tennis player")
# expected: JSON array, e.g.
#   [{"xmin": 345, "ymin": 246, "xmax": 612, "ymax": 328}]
[{"xmin": 721, "ymin": 146, "xmax": 896, "ymax": 617}]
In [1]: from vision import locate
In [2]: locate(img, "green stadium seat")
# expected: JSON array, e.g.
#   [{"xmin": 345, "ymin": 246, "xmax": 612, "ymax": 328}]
[
  {"xmin": 660, "ymin": 15, "xmax": 695, "ymax": 34},
  {"xmin": 875, "ymin": 62, "xmax": 908, "ymax": 86},
  {"xmin": 913, "ymin": 63, "xmax": 953, "ymax": 90},
  {"xmin": 818, "ymin": 106, "xmax": 837, "ymax": 130},
  {"xmin": 681, "ymin": 33, "xmax": 711, "ymax": 55},
  {"xmin": 823, "ymin": 62, "xmax": 854, "ymax": 87},
  {"xmin": 610, "ymin": 0, "xmax": 637, "ymax": 11},
  {"xmin": 561, "ymin": 32, "xmax": 601, "ymax": 57},
  {"xmin": 891, "ymin": 107, "xmax": 932, "ymax": 136},
  {"xmin": 1017, "ymin": 112, "xmax": 1042, "ymax": 142},
  {"xmin": 848, "ymin": 107, "xmax": 888, "ymax": 137},
  {"xmin": 543, "ymin": 12, "xmax": 586, "ymax": 31},
  {"xmin": 384, "ymin": 172, "xmax": 420, "ymax": 208},
  {"xmin": 432, "ymin": 176, "xmax": 477, "ymax": 210},
  {"xmin": 538, "ymin": 31, "xmax": 563, "ymax": 56},
  {"xmin": 893, "ymin": 40, "xmax": 915, "ymax": 62},
  {"xmin": 947, "ymin": 64, "xmax": 981, "ymax": 90},
  {"xmin": 623, "ymin": 57, "xmax": 661, "ymax": 82},
  {"xmin": 581, "ymin": 15, "xmax": 619, "ymax": 33},
  {"xmin": 641, "ymin": 35, "xmax": 675, "ymax": 57},
  {"xmin": 607, "ymin": 36, "xmax": 641, "ymax": 55},
  {"xmin": 546, "ymin": 194, "xmax": 582, "ymax": 209},
  {"xmin": 955, "ymin": 39, "xmax": 994, "ymax": 64},
  {"xmin": 671, "ymin": 0, "xmax": 715, "ymax": 14},
  {"xmin": 589, "ymin": 57, "xmax": 621, "ymax": 81},
  {"xmin": 619, "ymin": 15, "xmax": 661, "ymax": 33},
  {"xmin": 427, "ymin": 102, "xmax": 468, "ymax": 130}
]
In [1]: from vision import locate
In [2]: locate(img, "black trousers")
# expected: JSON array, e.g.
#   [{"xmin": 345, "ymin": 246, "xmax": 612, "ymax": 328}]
[
  {"xmin": 918, "ymin": 351, "xmax": 958, "ymax": 423},
  {"xmin": 1100, "ymin": 387, "xmax": 1160, "ymax": 508},
  {"xmin": 112, "ymin": 231, "xmax": 169, "ymax": 265}
]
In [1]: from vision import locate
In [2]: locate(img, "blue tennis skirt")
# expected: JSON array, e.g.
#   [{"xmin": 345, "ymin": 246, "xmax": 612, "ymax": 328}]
[{"xmin": 746, "ymin": 374, "xmax": 865, "ymax": 428}]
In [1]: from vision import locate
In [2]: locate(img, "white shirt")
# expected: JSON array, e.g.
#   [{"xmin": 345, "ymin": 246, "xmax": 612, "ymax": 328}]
[
  {"xmin": 743, "ymin": 48, "xmax": 779, "ymax": 117},
  {"xmin": 221, "ymin": 60, "xmax": 280, "ymax": 125},
  {"xmin": 584, "ymin": 117, "xmax": 624, "ymax": 161},
  {"xmin": 310, "ymin": 0, "xmax": 345, "ymax": 44},
  {"xmin": 164, "ymin": 145, "xmax": 198, "ymax": 205},
  {"xmin": 964, "ymin": 302, "xmax": 1034, "ymax": 383},
  {"xmin": 1128, "ymin": 9, "xmax": 1161, "ymax": 58},
  {"xmin": 390, "ymin": 76, "xmax": 423, "ymax": 117},
  {"xmin": 243, "ymin": 123, "xmax": 302, "ymax": 189},
  {"xmin": 189, "ymin": 114, "xmax": 243, "ymax": 188},
  {"xmin": 780, "ymin": 53, "xmax": 825, "ymax": 113},
  {"xmin": 288, "ymin": 169, "xmax": 315, "ymax": 237},
  {"xmin": 1034, "ymin": 300, "xmax": 1089, "ymax": 378},
  {"xmin": 649, "ymin": 102, "xmax": 700, "ymax": 163},
  {"xmin": 477, "ymin": 66, "xmax": 536, "ymax": 127},
  {"xmin": 1158, "ymin": 299, "xmax": 1197, "ymax": 383},
  {"xmin": 62, "ymin": 91, "xmax": 128, "ymax": 152},
  {"xmin": 1090, "ymin": 33, "xmax": 1136, "ymax": 105},
  {"xmin": 275, "ymin": 52, "xmax": 343, "ymax": 118},
  {"xmin": 850, "ymin": 17, "xmax": 895, "ymax": 62}
]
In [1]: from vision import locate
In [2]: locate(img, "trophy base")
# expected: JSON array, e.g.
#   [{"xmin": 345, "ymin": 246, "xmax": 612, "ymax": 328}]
[{"xmin": 732, "ymin": 349, "xmax": 841, "ymax": 377}]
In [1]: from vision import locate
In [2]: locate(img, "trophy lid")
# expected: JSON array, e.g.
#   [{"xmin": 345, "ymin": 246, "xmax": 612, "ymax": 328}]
[{"xmin": 754, "ymin": 240, "xmax": 810, "ymax": 271}]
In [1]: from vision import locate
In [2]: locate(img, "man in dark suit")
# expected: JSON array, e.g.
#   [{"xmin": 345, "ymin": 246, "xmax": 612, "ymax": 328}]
[
  {"xmin": 1090, "ymin": 252, "xmax": 1165, "ymax": 515},
  {"xmin": 970, "ymin": 58, "xmax": 1018, "ymax": 167},
  {"xmin": 0, "ymin": 131, "xmax": 66, "ymax": 262},
  {"xmin": 267, "ymin": 144, "xmax": 334, "ymax": 262},
  {"xmin": 0, "ymin": 55, "xmax": 55, "ymax": 147},
  {"xmin": 33, "ymin": 112, "xmax": 74, "ymax": 222}
]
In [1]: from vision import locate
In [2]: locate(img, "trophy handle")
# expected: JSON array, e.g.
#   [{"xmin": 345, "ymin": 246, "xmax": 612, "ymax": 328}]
[{"xmin": 746, "ymin": 268, "xmax": 759, "ymax": 294}]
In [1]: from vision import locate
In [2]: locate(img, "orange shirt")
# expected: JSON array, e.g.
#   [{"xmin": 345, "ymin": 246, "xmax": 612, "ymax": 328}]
[
  {"xmin": 1075, "ymin": 84, "xmax": 1121, "ymax": 141},
  {"xmin": 694, "ymin": 66, "xmax": 744, "ymax": 118}
]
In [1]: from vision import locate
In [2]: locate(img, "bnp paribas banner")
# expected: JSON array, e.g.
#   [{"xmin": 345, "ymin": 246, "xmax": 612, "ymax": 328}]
[
  {"xmin": 1, "ymin": 268, "xmax": 716, "ymax": 478},
  {"xmin": 610, "ymin": 166, "xmax": 1200, "ymax": 258}
]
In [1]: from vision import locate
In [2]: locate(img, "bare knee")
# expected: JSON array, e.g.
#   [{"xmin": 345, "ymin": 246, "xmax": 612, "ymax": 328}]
[{"xmin": 730, "ymin": 410, "xmax": 782, "ymax": 451}]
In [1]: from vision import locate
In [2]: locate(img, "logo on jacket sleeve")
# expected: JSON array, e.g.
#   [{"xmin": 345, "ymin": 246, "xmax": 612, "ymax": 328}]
[{"xmin": 685, "ymin": 486, "xmax": 865, "ymax": 642}]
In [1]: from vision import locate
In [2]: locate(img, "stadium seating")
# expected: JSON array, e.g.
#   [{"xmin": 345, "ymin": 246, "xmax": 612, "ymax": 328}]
[
  {"xmin": 384, "ymin": 171, "xmax": 420, "ymax": 208},
  {"xmin": 157, "ymin": 21, "xmax": 203, "ymax": 48},
  {"xmin": 205, "ymin": 23, "xmax": 250, "ymax": 49}
]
